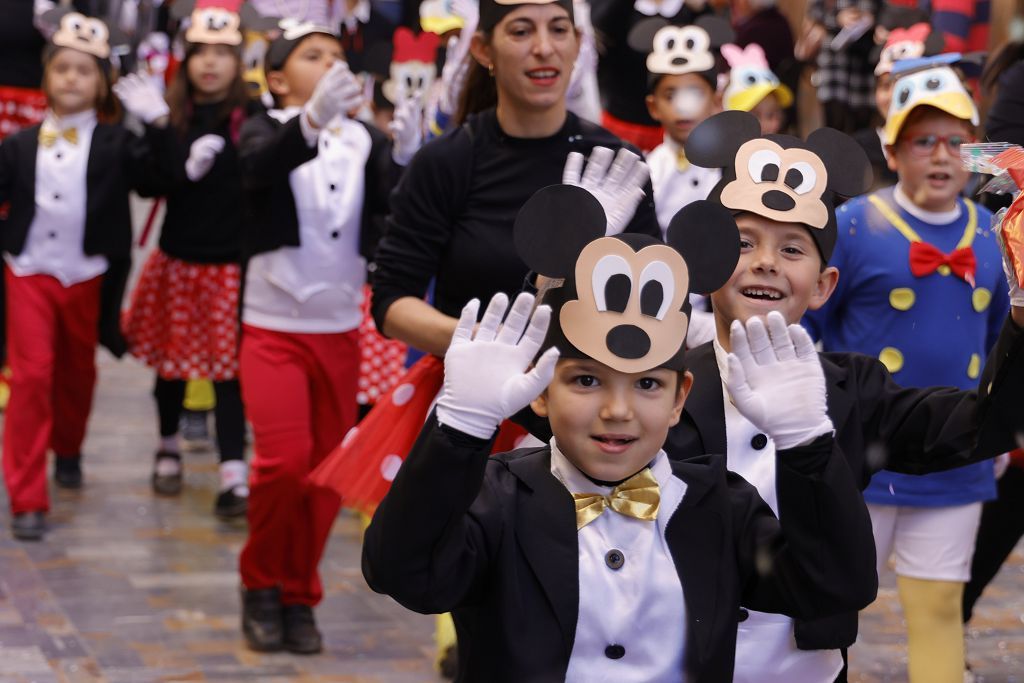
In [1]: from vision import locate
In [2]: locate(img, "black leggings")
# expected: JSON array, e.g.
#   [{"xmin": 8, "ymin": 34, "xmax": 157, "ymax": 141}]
[
  {"xmin": 153, "ymin": 377, "xmax": 245, "ymax": 462},
  {"xmin": 963, "ymin": 465, "xmax": 1024, "ymax": 622}
]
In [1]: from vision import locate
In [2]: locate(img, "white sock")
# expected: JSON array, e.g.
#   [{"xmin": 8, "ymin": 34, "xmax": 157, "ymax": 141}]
[
  {"xmin": 160, "ymin": 435, "xmax": 179, "ymax": 453},
  {"xmin": 154, "ymin": 454, "xmax": 181, "ymax": 477},
  {"xmin": 219, "ymin": 460, "xmax": 249, "ymax": 495}
]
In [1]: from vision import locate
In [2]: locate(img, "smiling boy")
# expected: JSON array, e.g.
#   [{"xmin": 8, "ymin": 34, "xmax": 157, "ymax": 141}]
[
  {"xmin": 662, "ymin": 109, "xmax": 1024, "ymax": 683},
  {"xmin": 363, "ymin": 186, "xmax": 877, "ymax": 682}
]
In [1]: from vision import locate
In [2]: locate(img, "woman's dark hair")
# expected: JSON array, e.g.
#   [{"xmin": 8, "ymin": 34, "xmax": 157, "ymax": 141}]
[
  {"xmin": 165, "ymin": 43, "xmax": 249, "ymax": 138},
  {"xmin": 42, "ymin": 46, "xmax": 121, "ymax": 122},
  {"xmin": 982, "ymin": 39, "xmax": 1024, "ymax": 94},
  {"xmin": 455, "ymin": 46, "xmax": 497, "ymax": 125}
]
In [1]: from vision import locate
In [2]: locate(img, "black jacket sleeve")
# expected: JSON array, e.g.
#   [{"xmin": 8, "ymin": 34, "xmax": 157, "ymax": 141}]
[{"xmin": 238, "ymin": 114, "xmax": 318, "ymax": 191}]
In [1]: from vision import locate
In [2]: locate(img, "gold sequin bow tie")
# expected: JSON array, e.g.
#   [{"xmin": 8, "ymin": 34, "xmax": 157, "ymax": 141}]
[
  {"xmin": 573, "ymin": 468, "xmax": 661, "ymax": 530},
  {"xmin": 676, "ymin": 148, "xmax": 690, "ymax": 172},
  {"xmin": 39, "ymin": 127, "xmax": 78, "ymax": 147}
]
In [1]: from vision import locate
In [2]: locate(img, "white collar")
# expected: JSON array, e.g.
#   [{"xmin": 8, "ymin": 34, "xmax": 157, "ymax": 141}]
[
  {"xmin": 549, "ymin": 437, "xmax": 671, "ymax": 495},
  {"xmin": 893, "ymin": 183, "xmax": 962, "ymax": 224},
  {"xmin": 712, "ymin": 337, "xmax": 731, "ymax": 387},
  {"xmin": 42, "ymin": 108, "xmax": 97, "ymax": 132},
  {"xmin": 268, "ymin": 106, "xmax": 303, "ymax": 123},
  {"xmin": 634, "ymin": 0, "xmax": 685, "ymax": 18},
  {"xmin": 341, "ymin": 0, "xmax": 370, "ymax": 28}
]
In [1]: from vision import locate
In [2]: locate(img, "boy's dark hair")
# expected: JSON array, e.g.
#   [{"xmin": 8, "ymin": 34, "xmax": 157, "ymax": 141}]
[
  {"xmin": 165, "ymin": 43, "xmax": 250, "ymax": 138},
  {"xmin": 647, "ymin": 69, "xmax": 716, "ymax": 95}
]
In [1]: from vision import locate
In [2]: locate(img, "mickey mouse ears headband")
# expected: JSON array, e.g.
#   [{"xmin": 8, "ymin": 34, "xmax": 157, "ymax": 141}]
[
  {"xmin": 513, "ymin": 185, "xmax": 739, "ymax": 373},
  {"xmin": 883, "ymin": 53, "xmax": 980, "ymax": 146},
  {"xmin": 171, "ymin": 0, "xmax": 276, "ymax": 46},
  {"xmin": 41, "ymin": 8, "xmax": 128, "ymax": 61},
  {"xmin": 628, "ymin": 15, "xmax": 734, "ymax": 78},
  {"xmin": 264, "ymin": 18, "xmax": 339, "ymax": 72},
  {"xmin": 686, "ymin": 110, "xmax": 871, "ymax": 262},
  {"xmin": 480, "ymin": 0, "xmax": 574, "ymax": 32}
]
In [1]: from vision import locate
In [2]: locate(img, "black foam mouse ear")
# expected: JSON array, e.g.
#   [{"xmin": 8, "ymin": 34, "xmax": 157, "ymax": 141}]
[
  {"xmin": 514, "ymin": 185, "xmax": 607, "ymax": 279},
  {"xmin": 806, "ymin": 127, "xmax": 873, "ymax": 198},
  {"xmin": 695, "ymin": 15, "xmax": 735, "ymax": 49},
  {"xmin": 684, "ymin": 110, "xmax": 761, "ymax": 170},
  {"xmin": 627, "ymin": 17, "xmax": 668, "ymax": 54},
  {"xmin": 923, "ymin": 30, "xmax": 946, "ymax": 56},
  {"xmin": 665, "ymin": 200, "xmax": 740, "ymax": 296}
]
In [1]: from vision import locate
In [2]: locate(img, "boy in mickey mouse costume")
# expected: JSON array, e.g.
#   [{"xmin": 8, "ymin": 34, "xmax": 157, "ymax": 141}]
[
  {"xmin": 363, "ymin": 185, "xmax": 877, "ymax": 682},
  {"xmin": 659, "ymin": 109, "xmax": 1024, "ymax": 682}
]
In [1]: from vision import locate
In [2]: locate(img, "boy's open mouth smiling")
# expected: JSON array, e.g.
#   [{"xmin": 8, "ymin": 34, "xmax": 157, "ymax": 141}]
[{"xmin": 741, "ymin": 286, "xmax": 784, "ymax": 301}]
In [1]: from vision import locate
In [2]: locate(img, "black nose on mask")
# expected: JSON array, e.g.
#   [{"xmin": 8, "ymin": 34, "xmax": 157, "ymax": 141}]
[
  {"xmin": 762, "ymin": 190, "xmax": 796, "ymax": 212},
  {"xmin": 606, "ymin": 325, "xmax": 651, "ymax": 359}
]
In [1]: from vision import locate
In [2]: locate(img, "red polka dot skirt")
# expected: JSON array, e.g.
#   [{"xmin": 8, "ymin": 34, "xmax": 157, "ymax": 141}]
[
  {"xmin": 356, "ymin": 285, "xmax": 407, "ymax": 406},
  {"xmin": 310, "ymin": 354, "xmax": 528, "ymax": 516},
  {"xmin": 123, "ymin": 250, "xmax": 241, "ymax": 381}
]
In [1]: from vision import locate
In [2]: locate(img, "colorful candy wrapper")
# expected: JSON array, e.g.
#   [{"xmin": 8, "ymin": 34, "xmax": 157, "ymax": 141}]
[{"xmin": 962, "ymin": 143, "xmax": 1024, "ymax": 288}]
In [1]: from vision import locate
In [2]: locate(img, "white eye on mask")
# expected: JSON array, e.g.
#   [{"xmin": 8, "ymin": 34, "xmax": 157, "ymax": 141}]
[{"xmin": 671, "ymin": 86, "xmax": 710, "ymax": 120}]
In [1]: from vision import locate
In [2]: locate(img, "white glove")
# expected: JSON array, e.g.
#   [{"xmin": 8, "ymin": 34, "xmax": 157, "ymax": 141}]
[
  {"xmin": 185, "ymin": 134, "xmax": 226, "ymax": 182},
  {"xmin": 995, "ymin": 209, "xmax": 1024, "ymax": 306},
  {"xmin": 567, "ymin": 0, "xmax": 596, "ymax": 101},
  {"xmin": 725, "ymin": 311, "xmax": 834, "ymax": 450},
  {"xmin": 112, "ymin": 73, "xmax": 170, "ymax": 124},
  {"xmin": 994, "ymin": 452, "xmax": 1011, "ymax": 479},
  {"xmin": 389, "ymin": 94, "xmax": 424, "ymax": 166},
  {"xmin": 304, "ymin": 61, "xmax": 364, "ymax": 128},
  {"xmin": 562, "ymin": 147, "xmax": 650, "ymax": 236},
  {"xmin": 438, "ymin": 0, "xmax": 478, "ymax": 116},
  {"xmin": 435, "ymin": 292, "xmax": 560, "ymax": 439}
]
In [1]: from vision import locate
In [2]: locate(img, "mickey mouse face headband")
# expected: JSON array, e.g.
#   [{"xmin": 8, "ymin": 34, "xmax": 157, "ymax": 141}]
[
  {"xmin": 514, "ymin": 185, "xmax": 740, "ymax": 373},
  {"xmin": 628, "ymin": 15, "xmax": 733, "ymax": 80},
  {"xmin": 44, "ymin": 9, "xmax": 117, "ymax": 60},
  {"xmin": 686, "ymin": 110, "xmax": 871, "ymax": 261},
  {"xmin": 480, "ymin": 0, "xmax": 574, "ymax": 32},
  {"xmin": 171, "ymin": 0, "xmax": 275, "ymax": 46},
  {"xmin": 883, "ymin": 54, "xmax": 979, "ymax": 146}
]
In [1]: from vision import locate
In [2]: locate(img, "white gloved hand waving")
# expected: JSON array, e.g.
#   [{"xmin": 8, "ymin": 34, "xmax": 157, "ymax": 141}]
[
  {"xmin": 389, "ymin": 94, "xmax": 424, "ymax": 166},
  {"xmin": 435, "ymin": 292, "xmax": 560, "ymax": 439},
  {"xmin": 185, "ymin": 134, "xmax": 226, "ymax": 181},
  {"xmin": 725, "ymin": 311, "xmax": 834, "ymax": 450},
  {"xmin": 304, "ymin": 61, "xmax": 363, "ymax": 128},
  {"xmin": 562, "ymin": 146, "xmax": 650, "ymax": 236},
  {"xmin": 112, "ymin": 73, "xmax": 170, "ymax": 124}
]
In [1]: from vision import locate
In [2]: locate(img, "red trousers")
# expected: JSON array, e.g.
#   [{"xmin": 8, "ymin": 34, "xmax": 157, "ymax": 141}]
[
  {"xmin": 3, "ymin": 268, "xmax": 101, "ymax": 514},
  {"xmin": 238, "ymin": 324, "xmax": 359, "ymax": 606}
]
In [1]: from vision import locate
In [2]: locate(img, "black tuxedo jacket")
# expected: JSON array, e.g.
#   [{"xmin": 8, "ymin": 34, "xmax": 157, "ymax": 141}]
[
  {"xmin": 0, "ymin": 123, "xmax": 145, "ymax": 356},
  {"xmin": 363, "ymin": 420, "xmax": 877, "ymax": 683},
  {"xmin": 665, "ymin": 316, "xmax": 1024, "ymax": 649}
]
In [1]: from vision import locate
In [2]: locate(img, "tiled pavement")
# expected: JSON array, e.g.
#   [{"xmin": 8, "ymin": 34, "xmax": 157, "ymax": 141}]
[{"xmin": 0, "ymin": 353, "xmax": 1022, "ymax": 682}]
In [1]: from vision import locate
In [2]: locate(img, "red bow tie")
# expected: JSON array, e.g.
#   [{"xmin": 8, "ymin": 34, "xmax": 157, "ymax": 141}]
[{"xmin": 909, "ymin": 241, "xmax": 976, "ymax": 287}]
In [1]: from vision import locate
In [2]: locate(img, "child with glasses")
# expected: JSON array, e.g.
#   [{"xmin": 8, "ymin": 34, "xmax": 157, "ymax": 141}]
[{"xmin": 803, "ymin": 55, "xmax": 1005, "ymax": 683}]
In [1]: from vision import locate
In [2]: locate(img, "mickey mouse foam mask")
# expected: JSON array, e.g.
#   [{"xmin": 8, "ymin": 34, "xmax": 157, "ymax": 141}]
[
  {"xmin": 480, "ymin": 0, "xmax": 574, "ymax": 32},
  {"xmin": 50, "ymin": 11, "xmax": 112, "ymax": 59},
  {"xmin": 686, "ymin": 111, "xmax": 871, "ymax": 261},
  {"xmin": 628, "ymin": 15, "xmax": 734, "ymax": 78},
  {"xmin": 172, "ymin": 0, "xmax": 274, "ymax": 46},
  {"xmin": 514, "ymin": 185, "xmax": 739, "ymax": 373}
]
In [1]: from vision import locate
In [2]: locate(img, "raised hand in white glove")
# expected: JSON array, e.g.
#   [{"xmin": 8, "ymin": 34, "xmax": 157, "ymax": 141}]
[
  {"xmin": 995, "ymin": 209, "xmax": 1024, "ymax": 307},
  {"xmin": 304, "ymin": 61, "xmax": 363, "ymax": 128},
  {"xmin": 438, "ymin": 0, "xmax": 478, "ymax": 116},
  {"xmin": 725, "ymin": 311, "xmax": 834, "ymax": 450},
  {"xmin": 112, "ymin": 73, "xmax": 170, "ymax": 124},
  {"xmin": 184, "ymin": 134, "xmax": 226, "ymax": 181},
  {"xmin": 389, "ymin": 94, "xmax": 424, "ymax": 166},
  {"xmin": 562, "ymin": 146, "xmax": 650, "ymax": 236},
  {"xmin": 435, "ymin": 292, "xmax": 560, "ymax": 439}
]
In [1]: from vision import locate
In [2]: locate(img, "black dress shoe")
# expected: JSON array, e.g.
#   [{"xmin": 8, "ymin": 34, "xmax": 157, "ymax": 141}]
[
  {"xmin": 11, "ymin": 511, "xmax": 45, "ymax": 540},
  {"xmin": 241, "ymin": 586, "xmax": 283, "ymax": 652},
  {"xmin": 282, "ymin": 604, "xmax": 322, "ymax": 654},
  {"xmin": 151, "ymin": 451, "xmax": 183, "ymax": 496},
  {"xmin": 54, "ymin": 455, "xmax": 82, "ymax": 489},
  {"xmin": 214, "ymin": 487, "xmax": 248, "ymax": 519}
]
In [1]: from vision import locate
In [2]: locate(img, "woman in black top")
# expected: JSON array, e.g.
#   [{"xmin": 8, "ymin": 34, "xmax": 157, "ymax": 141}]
[{"xmin": 118, "ymin": 36, "xmax": 251, "ymax": 519}]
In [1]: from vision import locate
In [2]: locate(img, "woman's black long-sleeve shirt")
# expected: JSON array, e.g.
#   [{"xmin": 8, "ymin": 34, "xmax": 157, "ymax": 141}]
[{"xmin": 371, "ymin": 108, "xmax": 661, "ymax": 331}]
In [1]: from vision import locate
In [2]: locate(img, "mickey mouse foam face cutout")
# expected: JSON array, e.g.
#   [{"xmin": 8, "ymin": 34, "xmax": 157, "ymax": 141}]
[
  {"xmin": 172, "ymin": 0, "xmax": 275, "ymax": 47},
  {"xmin": 514, "ymin": 185, "xmax": 739, "ymax": 373},
  {"xmin": 883, "ymin": 60, "xmax": 978, "ymax": 146},
  {"xmin": 686, "ymin": 110, "xmax": 871, "ymax": 261},
  {"xmin": 628, "ymin": 15, "xmax": 734, "ymax": 77},
  {"xmin": 51, "ymin": 12, "xmax": 111, "ymax": 59},
  {"xmin": 873, "ymin": 23, "xmax": 940, "ymax": 76}
]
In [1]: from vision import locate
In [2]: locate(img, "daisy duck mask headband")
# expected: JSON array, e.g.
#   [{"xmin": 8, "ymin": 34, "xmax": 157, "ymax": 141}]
[{"xmin": 722, "ymin": 43, "xmax": 793, "ymax": 112}]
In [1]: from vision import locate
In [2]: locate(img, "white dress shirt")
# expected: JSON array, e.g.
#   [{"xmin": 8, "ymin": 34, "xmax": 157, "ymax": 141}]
[
  {"xmin": 242, "ymin": 108, "xmax": 369, "ymax": 333},
  {"xmin": 550, "ymin": 440, "xmax": 689, "ymax": 683},
  {"xmin": 647, "ymin": 137, "xmax": 721, "ymax": 238},
  {"xmin": 6, "ymin": 109, "xmax": 108, "ymax": 286},
  {"xmin": 713, "ymin": 340, "xmax": 844, "ymax": 683}
]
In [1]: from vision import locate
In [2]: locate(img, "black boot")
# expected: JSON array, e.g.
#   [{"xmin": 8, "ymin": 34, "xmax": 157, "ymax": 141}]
[
  {"xmin": 241, "ymin": 586, "xmax": 283, "ymax": 652},
  {"xmin": 11, "ymin": 511, "xmax": 45, "ymax": 540},
  {"xmin": 282, "ymin": 604, "xmax": 322, "ymax": 654},
  {"xmin": 54, "ymin": 454, "xmax": 82, "ymax": 489}
]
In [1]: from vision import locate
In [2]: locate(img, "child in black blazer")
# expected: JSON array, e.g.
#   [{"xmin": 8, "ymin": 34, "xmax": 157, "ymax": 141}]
[
  {"xmin": 363, "ymin": 187, "xmax": 878, "ymax": 682},
  {"xmin": 0, "ymin": 9, "xmax": 143, "ymax": 541}
]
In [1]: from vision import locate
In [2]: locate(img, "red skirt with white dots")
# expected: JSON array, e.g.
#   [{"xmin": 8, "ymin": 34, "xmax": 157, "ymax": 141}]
[
  {"xmin": 356, "ymin": 285, "xmax": 407, "ymax": 406},
  {"xmin": 310, "ymin": 354, "xmax": 528, "ymax": 516},
  {"xmin": 123, "ymin": 250, "xmax": 241, "ymax": 381}
]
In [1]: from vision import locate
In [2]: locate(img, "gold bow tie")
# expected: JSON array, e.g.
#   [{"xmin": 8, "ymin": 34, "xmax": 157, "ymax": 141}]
[
  {"xmin": 573, "ymin": 468, "xmax": 661, "ymax": 530},
  {"xmin": 676, "ymin": 148, "xmax": 690, "ymax": 172},
  {"xmin": 39, "ymin": 127, "xmax": 78, "ymax": 147}
]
